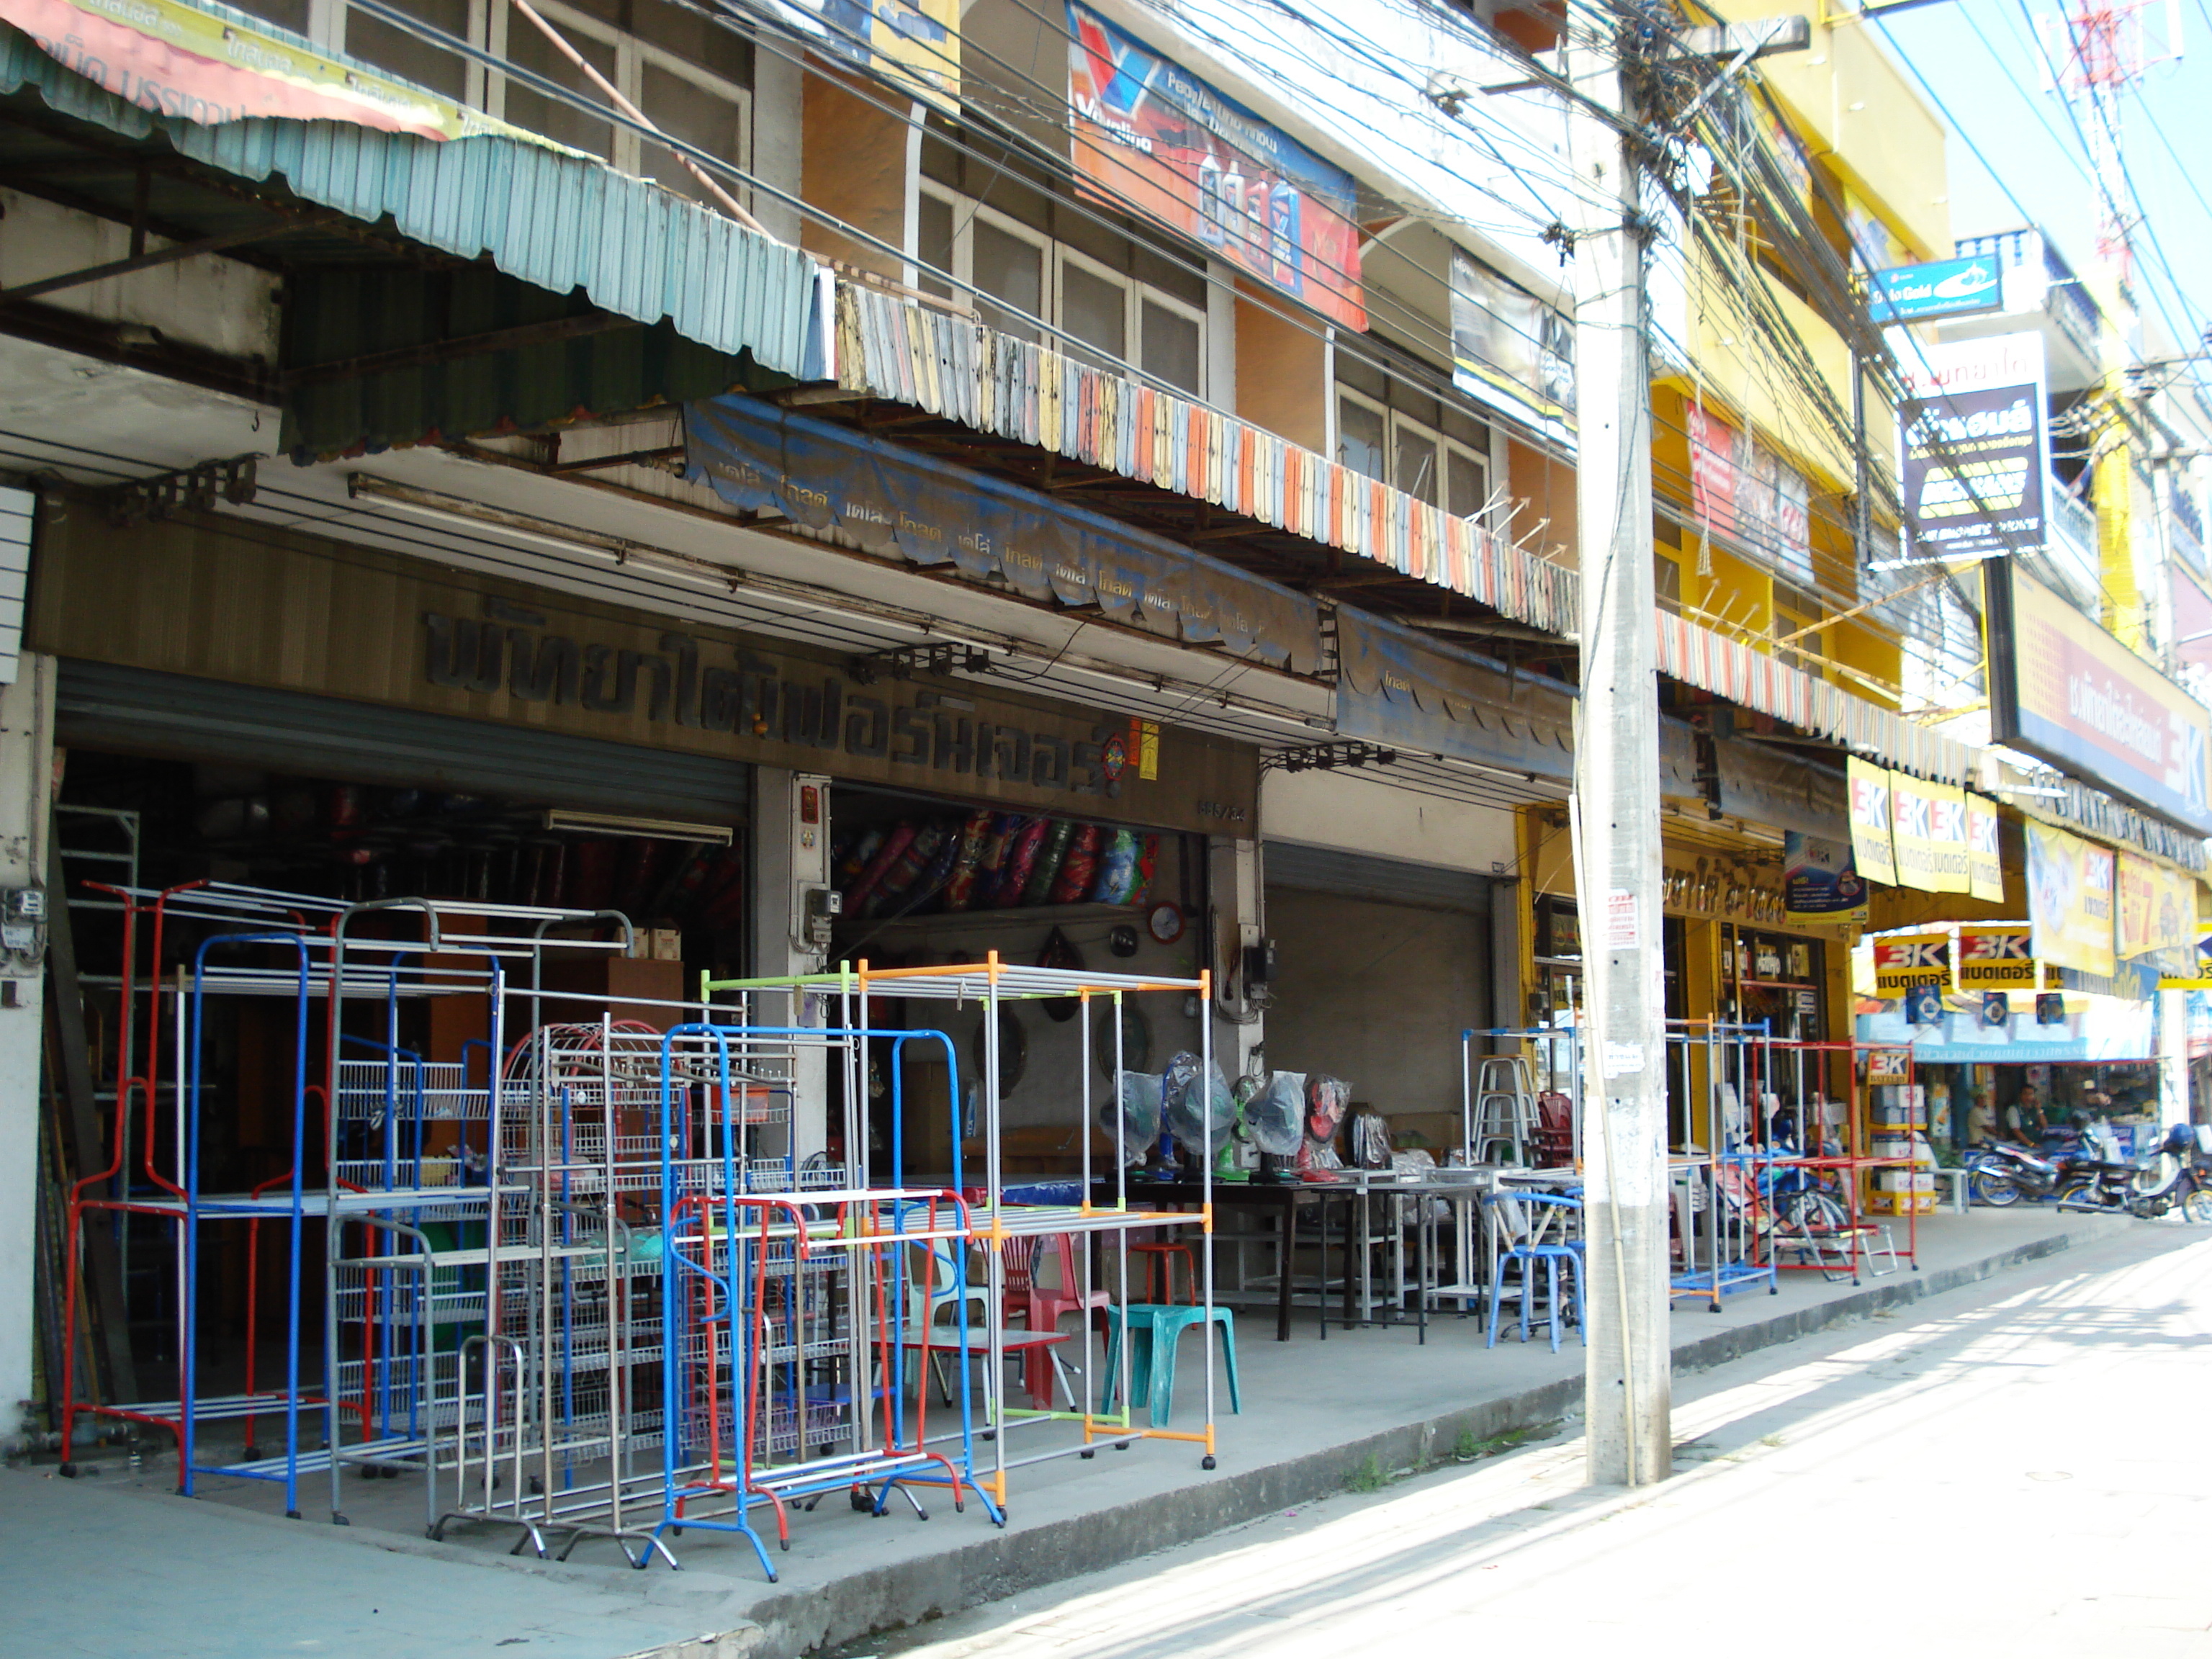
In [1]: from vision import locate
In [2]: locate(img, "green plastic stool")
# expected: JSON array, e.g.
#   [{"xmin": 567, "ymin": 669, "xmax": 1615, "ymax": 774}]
[{"xmin": 1103, "ymin": 1304, "xmax": 1241, "ymax": 1426}]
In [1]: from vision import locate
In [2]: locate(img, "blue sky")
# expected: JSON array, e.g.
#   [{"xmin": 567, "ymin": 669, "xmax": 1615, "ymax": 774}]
[{"xmin": 1874, "ymin": 0, "xmax": 2211, "ymax": 356}]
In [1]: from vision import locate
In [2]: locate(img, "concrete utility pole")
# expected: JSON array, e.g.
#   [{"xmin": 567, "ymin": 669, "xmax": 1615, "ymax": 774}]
[{"xmin": 1563, "ymin": 11, "xmax": 1671, "ymax": 1488}]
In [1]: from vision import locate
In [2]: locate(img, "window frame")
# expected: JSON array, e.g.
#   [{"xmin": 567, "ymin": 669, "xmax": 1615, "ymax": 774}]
[
  {"xmin": 338, "ymin": 0, "xmax": 753, "ymax": 195},
  {"xmin": 1338, "ymin": 386, "xmax": 1491, "ymax": 520},
  {"xmin": 920, "ymin": 184, "xmax": 1208, "ymax": 399}
]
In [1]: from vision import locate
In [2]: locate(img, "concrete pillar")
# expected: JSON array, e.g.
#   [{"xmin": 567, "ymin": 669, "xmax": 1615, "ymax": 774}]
[
  {"xmin": 2160, "ymin": 985, "xmax": 2189, "ymax": 1127},
  {"xmin": 1208, "ymin": 835, "xmax": 1264, "ymax": 1081},
  {"xmin": 0, "ymin": 655, "xmax": 55, "ymax": 1437},
  {"xmin": 749, "ymin": 24, "xmax": 804, "ymax": 248},
  {"xmin": 748, "ymin": 766, "xmax": 831, "ymax": 1167}
]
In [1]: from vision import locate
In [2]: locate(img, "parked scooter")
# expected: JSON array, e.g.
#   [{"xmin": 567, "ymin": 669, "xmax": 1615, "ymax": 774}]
[
  {"xmin": 1963, "ymin": 1140, "xmax": 2061, "ymax": 1207},
  {"xmin": 2054, "ymin": 1124, "xmax": 2212, "ymax": 1221}
]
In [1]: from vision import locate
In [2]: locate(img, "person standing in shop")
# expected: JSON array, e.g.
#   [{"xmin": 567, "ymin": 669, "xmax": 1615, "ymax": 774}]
[
  {"xmin": 1966, "ymin": 1087, "xmax": 2000, "ymax": 1144},
  {"xmin": 2005, "ymin": 1085, "xmax": 2048, "ymax": 1146}
]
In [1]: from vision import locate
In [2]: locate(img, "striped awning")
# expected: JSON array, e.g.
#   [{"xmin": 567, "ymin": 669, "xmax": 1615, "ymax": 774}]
[
  {"xmin": 836, "ymin": 284, "xmax": 1575, "ymax": 638},
  {"xmin": 1655, "ymin": 611, "xmax": 1974, "ymax": 784}
]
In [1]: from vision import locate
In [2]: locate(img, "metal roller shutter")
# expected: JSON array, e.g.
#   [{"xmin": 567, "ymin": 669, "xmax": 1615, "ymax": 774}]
[
  {"xmin": 58, "ymin": 660, "xmax": 749, "ymax": 823},
  {"xmin": 1264, "ymin": 840, "xmax": 1492, "ymax": 915}
]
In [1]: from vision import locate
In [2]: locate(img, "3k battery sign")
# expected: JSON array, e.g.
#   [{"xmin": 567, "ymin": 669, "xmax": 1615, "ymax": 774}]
[
  {"xmin": 1956, "ymin": 926, "xmax": 2037, "ymax": 989},
  {"xmin": 1871, "ymin": 931, "xmax": 1952, "ymax": 994}
]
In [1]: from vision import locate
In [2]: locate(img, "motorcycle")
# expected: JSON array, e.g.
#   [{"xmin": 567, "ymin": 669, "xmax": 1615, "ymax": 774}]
[
  {"xmin": 1963, "ymin": 1140, "xmax": 2061, "ymax": 1207},
  {"xmin": 2054, "ymin": 1124, "xmax": 2212, "ymax": 1222}
]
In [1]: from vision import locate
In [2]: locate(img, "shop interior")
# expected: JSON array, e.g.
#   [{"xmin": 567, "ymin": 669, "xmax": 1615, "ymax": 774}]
[
  {"xmin": 820, "ymin": 783, "xmax": 1208, "ymax": 1181},
  {"xmin": 53, "ymin": 747, "xmax": 749, "ymax": 1395}
]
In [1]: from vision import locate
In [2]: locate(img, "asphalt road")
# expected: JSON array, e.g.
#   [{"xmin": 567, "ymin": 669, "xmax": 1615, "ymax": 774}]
[{"xmin": 830, "ymin": 1221, "xmax": 2212, "ymax": 1659}]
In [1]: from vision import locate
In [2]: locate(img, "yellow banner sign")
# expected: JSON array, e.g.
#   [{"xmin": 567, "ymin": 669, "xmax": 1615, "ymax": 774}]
[
  {"xmin": 2118, "ymin": 853, "xmax": 2195, "ymax": 959},
  {"xmin": 1925, "ymin": 780, "xmax": 1969, "ymax": 895},
  {"xmin": 1889, "ymin": 771, "xmax": 1938, "ymax": 892},
  {"xmin": 2026, "ymin": 819, "xmax": 2115, "ymax": 977},
  {"xmin": 1956, "ymin": 925, "xmax": 2036, "ymax": 989},
  {"xmin": 1847, "ymin": 757, "xmax": 1897, "ymax": 888},
  {"xmin": 1871, "ymin": 929, "xmax": 1951, "ymax": 994},
  {"xmin": 1965, "ymin": 792, "xmax": 2005, "ymax": 903}
]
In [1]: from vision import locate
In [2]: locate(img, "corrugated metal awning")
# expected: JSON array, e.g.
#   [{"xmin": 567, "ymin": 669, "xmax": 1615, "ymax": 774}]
[{"xmin": 0, "ymin": 22, "xmax": 826, "ymax": 392}]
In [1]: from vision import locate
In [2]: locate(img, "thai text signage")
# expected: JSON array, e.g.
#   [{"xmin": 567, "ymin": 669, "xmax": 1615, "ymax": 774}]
[
  {"xmin": 1890, "ymin": 332, "xmax": 2049, "ymax": 567},
  {"xmin": 1067, "ymin": 3, "xmax": 1364, "ymax": 331},
  {"xmin": 1989, "ymin": 559, "xmax": 2212, "ymax": 835},
  {"xmin": 1956, "ymin": 925, "xmax": 2036, "ymax": 989},
  {"xmin": 1868, "ymin": 256, "xmax": 2003, "ymax": 324},
  {"xmin": 1872, "ymin": 930, "xmax": 1951, "ymax": 994},
  {"xmin": 29, "ymin": 514, "xmax": 1261, "ymax": 835}
]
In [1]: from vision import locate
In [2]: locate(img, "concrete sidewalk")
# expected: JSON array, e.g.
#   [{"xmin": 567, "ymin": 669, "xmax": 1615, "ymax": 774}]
[
  {"xmin": 11, "ymin": 1206, "xmax": 2134, "ymax": 1658},
  {"xmin": 833, "ymin": 1218, "xmax": 2212, "ymax": 1659}
]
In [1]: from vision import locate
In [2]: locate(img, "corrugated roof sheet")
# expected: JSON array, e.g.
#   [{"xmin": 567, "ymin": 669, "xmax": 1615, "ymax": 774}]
[{"xmin": 0, "ymin": 23, "xmax": 825, "ymax": 383}]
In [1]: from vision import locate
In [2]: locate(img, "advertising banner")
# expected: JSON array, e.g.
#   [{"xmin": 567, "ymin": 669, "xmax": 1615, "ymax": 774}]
[
  {"xmin": 2026, "ymin": 819, "xmax": 2116, "ymax": 977},
  {"xmin": 1449, "ymin": 252, "xmax": 1574, "ymax": 445},
  {"xmin": 1988, "ymin": 559, "xmax": 2212, "ymax": 835},
  {"xmin": 1685, "ymin": 403, "xmax": 1813, "ymax": 588},
  {"xmin": 1872, "ymin": 930, "xmax": 1952, "ymax": 994},
  {"xmin": 0, "ymin": 0, "xmax": 552, "ymax": 142},
  {"xmin": 1069, "ymin": 4, "xmax": 1363, "ymax": 330},
  {"xmin": 1847, "ymin": 757, "xmax": 1898, "ymax": 887},
  {"xmin": 1867, "ymin": 256, "xmax": 2003, "ymax": 325},
  {"xmin": 1965, "ymin": 792, "xmax": 2005, "ymax": 902},
  {"xmin": 1889, "ymin": 333, "xmax": 2049, "ymax": 567},
  {"xmin": 2116, "ymin": 853, "xmax": 2195, "ymax": 963},
  {"xmin": 1782, "ymin": 831, "xmax": 1867, "ymax": 922},
  {"xmin": 684, "ymin": 395, "xmax": 1322, "ymax": 670},
  {"xmin": 1925, "ymin": 780, "xmax": 1969, "ymax": 894},
  {"xmin": 1956, "ymin": 925, "xmax": 2036, "ymax": 989},
  {"xmin": 1889, "ymin": 770, "xmax": 1939, "ymax": 892},
  {"xmin": 794, "ymin": 0, "xmax": 961, "ymax": 106}
]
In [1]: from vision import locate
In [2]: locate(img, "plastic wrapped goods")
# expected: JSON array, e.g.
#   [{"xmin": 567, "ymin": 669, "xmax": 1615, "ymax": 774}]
[
  {"xmin": 1021, "ymin": 819, "xmax": 1076, "ymax": 907},
  {"xmin": 1161, "ymin": 1051, "xmax": 1236, "ymax": 1145},
  {"xmin": 1048, "ymin": 824, "xmax": 1103, "ymax": 904},
  {"xmin": 1089, "ymin": 830, "xmax": 1139, "ymax": 904},
  {"xmin": 970, "ymin": 814, "xmax": 1025, "ymax": 907},
  {"xmin": 939, "ymin": 811, "xmax": 993, "ymax": 911},
  {"xmin": 1305, "ymin": 1074, "xmax": 1352, "ymax": 1146},
  {"xmin": 866, "ymin": 824, "xmax": 943, "ymax": 917},
  {"xmin": 994, "ymin": 817, "xmax": 1049, "ymax": 907},
  {"xmin": 1097, "ymin": 1070, "xmax": 1164, "ymax": 1163},
  {"xmin": 843, "ymin": 824, "xmax": 912, "ymax": 914}
]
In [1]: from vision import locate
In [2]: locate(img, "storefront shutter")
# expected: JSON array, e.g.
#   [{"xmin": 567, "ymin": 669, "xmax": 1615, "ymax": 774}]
[
  {"xmin": 1263, "ymin": 841, "xmax": 1493, "ymax": 914},
  {"xmin": 57, "ymin": 660, "xmax": 749, "ymax": 823}
]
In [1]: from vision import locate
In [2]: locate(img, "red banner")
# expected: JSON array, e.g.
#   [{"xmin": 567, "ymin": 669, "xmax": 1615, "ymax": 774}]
[{"xmin": 1068, "ymin": 4, "xmax": 1362, "ymax": 331}]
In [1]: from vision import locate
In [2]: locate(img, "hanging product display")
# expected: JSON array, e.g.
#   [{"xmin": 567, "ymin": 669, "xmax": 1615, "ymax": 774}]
[{"xmin": 832, "ymin": 812, "xmax": 1159, "ymax": 922}]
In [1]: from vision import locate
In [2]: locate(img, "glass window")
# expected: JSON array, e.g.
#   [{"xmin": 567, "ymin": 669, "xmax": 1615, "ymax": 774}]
[
  {"xmin": 1061, "ymin": 261, "xmax": 1126, "ymax": 365},
  {"xmin": 346, "ymin": 0, "xmax": 467, "ymax": 94},
  {"xmin": 1141, "ymin": 299, "xmax": 1202, "ymax": 395},
  {"xmin": 642, "ymin": 64, "xmax": 746, "ymax": 204},
  {"xmin": 504, "ymin": 15, "xmax": 619, "ymax": 158},
  {"xmin": 1337, "ymin": 395, "xmax": 1385, "ymax": 482},
  {"xmin": 973, "ymin": 220, "xmax": 1043, "ymax": 343},
  {"xmin": 917, "ymin": 194, "xmax": 955, "ymax": 303},
  {"xmin": 1394, "ymin": 425, "xmax": 1439, "ymax": 505},
  {"xmin": 1447, "ymin": 448, "xmax": 1488, "ymax": 519},
  {"xmin": 233, "ymin": 0, "xmax": 310, "ymax": 35},
  {"xmin": 634, "ymin": 0, "xmax": 752, "ymax": 86}
]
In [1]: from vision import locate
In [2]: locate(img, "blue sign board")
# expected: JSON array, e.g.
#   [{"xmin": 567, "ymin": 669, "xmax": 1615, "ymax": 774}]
[{"xmin": 1869, "ymin": 256, "xmax": 2003, "ymax": 323}]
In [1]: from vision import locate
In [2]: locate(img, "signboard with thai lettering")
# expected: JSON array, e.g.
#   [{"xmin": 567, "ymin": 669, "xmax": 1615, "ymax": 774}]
[
  {"xmin": 1871, "ymin": 930, "xmax": 1951, "ymax": 994},
  {"xmin": 1988, "ymin": 559, "xmax": 2212, "ymax": 836},
  {"xmin": 29, "ymin": 513, "xmax": 1260, "ymax": 835}
]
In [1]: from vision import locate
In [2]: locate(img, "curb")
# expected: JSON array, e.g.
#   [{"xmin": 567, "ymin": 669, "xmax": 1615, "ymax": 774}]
[{"xmin": 744, "ymin": 1223, "xmax": 2098, "ymax": 1658}]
